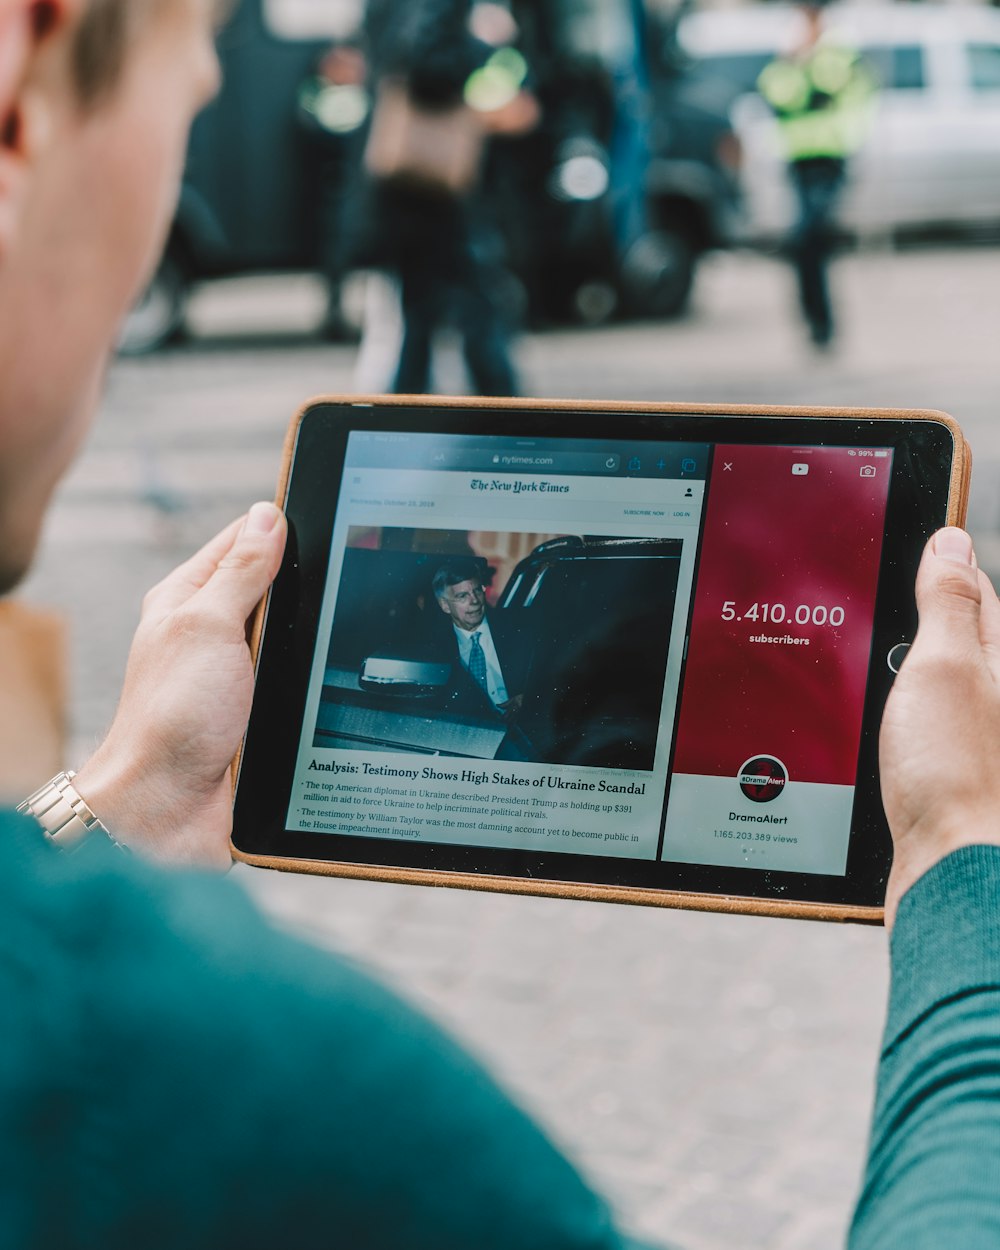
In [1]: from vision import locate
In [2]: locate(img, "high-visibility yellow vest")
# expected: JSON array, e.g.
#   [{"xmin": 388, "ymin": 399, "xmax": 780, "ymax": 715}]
[{"xmin": 757, "ymin": 44, "xmax": 874, "ymax": 161}]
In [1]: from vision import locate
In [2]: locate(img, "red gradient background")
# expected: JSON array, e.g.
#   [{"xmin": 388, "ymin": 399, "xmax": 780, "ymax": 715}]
[{"xmin": 671, "ymin": 444, "xmax": 892, "ymax": 786}]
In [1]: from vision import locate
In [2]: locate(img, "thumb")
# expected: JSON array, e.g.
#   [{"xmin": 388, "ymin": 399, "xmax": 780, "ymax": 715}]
[
  {"xmin": 194, "ymin": 502, "xmax": 287, "ymax": 626},
  {"xmin": 912, "ymin": 527, "xmax": 982, "ymax": 659}
]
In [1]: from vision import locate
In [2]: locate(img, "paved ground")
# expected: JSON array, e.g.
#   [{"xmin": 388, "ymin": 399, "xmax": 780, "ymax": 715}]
[{"xmin": 22, "ymin": 244, "xmax": 1000, "ymax": 1250}]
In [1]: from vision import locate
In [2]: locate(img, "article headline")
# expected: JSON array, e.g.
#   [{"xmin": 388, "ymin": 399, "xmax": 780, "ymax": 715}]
[{"xmin": 307, "ymin": 758, "xmax": 645, "ymax": 795}]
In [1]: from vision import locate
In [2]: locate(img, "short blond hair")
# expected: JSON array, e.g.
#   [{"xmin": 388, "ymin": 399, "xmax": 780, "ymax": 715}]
[
  {"xmin": 72, "ymin": 0, "xmax": 230, "ymax": 103},
  {"xmin": 71, "ymin": 0, "xmax": 160, "ymax": 103}
]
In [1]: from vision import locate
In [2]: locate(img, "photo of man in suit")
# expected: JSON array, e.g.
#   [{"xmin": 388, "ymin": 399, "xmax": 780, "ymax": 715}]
[
  {"xmin": 312, "ymin": 533, "xmax": 680, "ymax": 767},
  {"xmin": 431, "ymin": 561, "xmax": 533, "ymax": 725}
]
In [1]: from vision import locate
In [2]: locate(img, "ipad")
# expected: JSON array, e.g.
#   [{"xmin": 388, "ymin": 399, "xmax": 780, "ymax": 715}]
[{"xmin": 232, "ymin": 397, "xmax": 970, "ymax": 923}]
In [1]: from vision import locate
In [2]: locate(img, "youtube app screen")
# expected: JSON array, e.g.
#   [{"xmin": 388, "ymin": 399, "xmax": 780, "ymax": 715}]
[{"xmin": 663, "ymin": 444, "xmax": 892, "ymax": 876}]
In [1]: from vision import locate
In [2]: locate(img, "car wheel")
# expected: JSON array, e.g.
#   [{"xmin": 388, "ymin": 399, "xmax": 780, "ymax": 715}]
[
  {"xmin": 620, "ymin": 228, "xmax": 696, "ymax": 319},
  {"xmin": 118, "ymin": 252, "xmax": 188, "ymax": 356}
]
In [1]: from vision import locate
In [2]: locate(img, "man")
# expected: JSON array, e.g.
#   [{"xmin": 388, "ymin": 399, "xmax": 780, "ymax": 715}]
[
  {"xmin": 0, "ymin": 4, "xmax": 635, "ymax": 1246},
  {"xmin": 432, "ymin": 560, "xmax": 531, "ymax": 718},
  {"xmin": 349, "ymin": 0, "xmax": 528, "ymax": 395},
  {"xmin": 0, "ymin": 3, "xmax": 999, "ymax": 1248},
  {"xmin": 757, "ymin": 1, "xmax": 873, "ymax": 347},
  {"xmin": 296, "ymin": 42, "xmax": 368, "ymax": 342}
]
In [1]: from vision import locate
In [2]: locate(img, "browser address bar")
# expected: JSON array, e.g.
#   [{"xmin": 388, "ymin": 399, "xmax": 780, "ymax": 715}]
[{"xmin": 432, "ymin": 450, "xmax": 622, "ymax": 474}]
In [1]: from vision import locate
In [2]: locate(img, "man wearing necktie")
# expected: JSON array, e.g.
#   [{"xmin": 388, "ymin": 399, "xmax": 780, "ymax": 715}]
[{"xmin": 432, "ymin": 562, "xmax": 530, "ymax": 720}]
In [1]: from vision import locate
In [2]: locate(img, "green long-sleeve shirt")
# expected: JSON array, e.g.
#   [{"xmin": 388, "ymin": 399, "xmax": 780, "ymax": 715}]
[
  {"xmin": 851, "ymin": 845, "xmax": 1000, "ymax": 1248},
  {"xmin": 0, "ymin": 809, "xmax": 652, "ymax": 1250},
  {"xmin": 3, "ymin": 801, "xmax": 999, "ymax": 1248}
]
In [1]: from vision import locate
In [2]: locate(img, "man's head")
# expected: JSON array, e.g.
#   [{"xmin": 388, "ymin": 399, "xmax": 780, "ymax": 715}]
[
  {"xmin": 0, "ymin": 0, "xmax": 222, "ymax": 592},
  {"xmin": 434, "ymin": 562, "xmax": 488, "ymax": 632}
]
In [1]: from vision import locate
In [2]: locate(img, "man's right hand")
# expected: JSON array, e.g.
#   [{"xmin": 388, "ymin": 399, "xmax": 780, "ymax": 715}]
[{"xmin": 880, "ymin": 527, "xmax": 1000, "ymax": 928}]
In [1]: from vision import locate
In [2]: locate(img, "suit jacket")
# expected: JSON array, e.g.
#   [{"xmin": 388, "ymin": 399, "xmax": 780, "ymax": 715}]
[{"xmin": 427, "ymin": 609, "xmax": 534, "ymax": 721}]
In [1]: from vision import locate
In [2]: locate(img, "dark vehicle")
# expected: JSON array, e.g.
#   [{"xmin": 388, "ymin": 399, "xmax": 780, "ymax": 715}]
[
  {"xmin": 122, "ymin": 0, "xmax": 740, "ymax": 352},
  {"xmin": 315, "ymin": 535, "xmax": 682, "ymax": 771},
  {"xmin": 121, "ymin": 0, "xmax": 367, "ymax": 353},
  {"xmin": 499, "ymin": 1, "xmax": 741, "ymax": 324},
  {"xmin": 641, "ymin": 16, "xmax": 743, "ymax": 315}
]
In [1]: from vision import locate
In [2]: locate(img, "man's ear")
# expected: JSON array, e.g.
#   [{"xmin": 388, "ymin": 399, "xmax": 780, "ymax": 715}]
[
  {"xmin": 437, "ymin": 596, "xmax": 450, "ymax": 615},
  {"xmin": 0, "ymin": 0, "xmax": 82, "ymax": 259}
]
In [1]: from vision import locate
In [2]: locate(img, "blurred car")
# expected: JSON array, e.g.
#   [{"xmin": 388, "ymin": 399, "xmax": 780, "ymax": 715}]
[
  {"xmin": 503, "ymin": 1, "xmax": 741, "ymax": 324},
  {"xmin": 678, "ymin": 2, "xmax": 1000, "ymax": 243},
  {"xmin": 642, "ymin": 23, "xmax": 743, "ymax": 316},
  {"xmin": 121, "ymin": 0, "xmax": 741, "ymax": 353},
  {"xmin": 120, "ymin": 0, "xmax": 366, "ymax": 354}
]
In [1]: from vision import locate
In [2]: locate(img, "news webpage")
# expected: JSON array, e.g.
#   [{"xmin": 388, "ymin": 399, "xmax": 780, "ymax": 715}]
[{"xmin": 285, "ymin": 431, "xmax": 707, "ymax": 861}]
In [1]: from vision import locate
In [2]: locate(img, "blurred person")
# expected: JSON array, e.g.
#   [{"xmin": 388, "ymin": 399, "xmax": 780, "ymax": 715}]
[
  {"xmin": 347, "ymin": 0, "xmax": 536, "ymax": 395},
  {"xmin": 2, "ymin": 4, "xmax": 1000, "ymax": 1249},
  {"xmin": 296, "ymin": 42, "xmax": 369, "ymax": 341},
  {"xmin": 757, "ymin": 1, "xmax": 874, "ymax": 347}
]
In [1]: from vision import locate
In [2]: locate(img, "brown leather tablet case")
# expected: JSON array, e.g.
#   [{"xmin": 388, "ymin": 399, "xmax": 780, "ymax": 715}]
[{"xmin": 232, "ymin": 397, "xmax": 971, "ymax": 925}]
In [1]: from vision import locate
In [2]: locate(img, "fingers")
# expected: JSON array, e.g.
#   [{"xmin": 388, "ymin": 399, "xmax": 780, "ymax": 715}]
[
  {"xmin": 192, "ymin": 502, "xmax": 287, "ymax": 627},
  {"xmin": 142, "ymin": 516, "xmax": 246, "ymax": 620},
  {"xmin": 978, "ymin": 568, "xmax": 1000, "ymax": 683},
  {"xmin": 911, "ymin": 528, "xmax": 982, "ymax": 660}
]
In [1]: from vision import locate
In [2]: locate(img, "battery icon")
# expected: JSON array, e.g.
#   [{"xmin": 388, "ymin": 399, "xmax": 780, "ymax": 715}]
[{"xmin": 874, "ymin": 450, "xmax": 890, "ymax": 458}]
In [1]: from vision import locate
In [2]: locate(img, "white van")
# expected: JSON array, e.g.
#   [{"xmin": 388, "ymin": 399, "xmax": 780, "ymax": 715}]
[{"xmin": 678, "ymin": 3, "xmax": 1000, "ymax": 240}]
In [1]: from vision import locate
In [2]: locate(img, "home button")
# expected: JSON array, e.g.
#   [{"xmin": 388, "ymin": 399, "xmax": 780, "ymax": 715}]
[{"xmin": 887, "ymin": 643, "xmax": 911, "ymax": 674}]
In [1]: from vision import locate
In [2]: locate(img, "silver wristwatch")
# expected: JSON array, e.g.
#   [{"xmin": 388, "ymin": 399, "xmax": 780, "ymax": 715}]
[{"xmin": 17, "ymin": 771, "xmax": 128, "ymax": 853}]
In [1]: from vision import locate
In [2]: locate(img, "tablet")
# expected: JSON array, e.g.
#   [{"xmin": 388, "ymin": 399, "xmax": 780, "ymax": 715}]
[{"xmin": 232, "ymin": 397, "xmax": 970, "ymax": 923}]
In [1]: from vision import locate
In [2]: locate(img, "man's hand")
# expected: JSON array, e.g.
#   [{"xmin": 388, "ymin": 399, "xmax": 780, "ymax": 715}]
[
  {"xmin": 881, "ymin": 527, "xmax": 1000, "ymax": 928},
  {"xmin": 74, "ymin": 502, "xmax": 287, "ymax": 869}
]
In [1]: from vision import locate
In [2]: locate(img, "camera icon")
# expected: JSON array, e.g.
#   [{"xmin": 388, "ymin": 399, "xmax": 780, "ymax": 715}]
[{"xmin": 860, "ymin": 465, "xmax": 877, "ymax": 478}]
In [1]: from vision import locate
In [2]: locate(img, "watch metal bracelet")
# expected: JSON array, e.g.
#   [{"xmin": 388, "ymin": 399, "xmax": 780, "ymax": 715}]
[{"xmin": 17, "ymin": 771, "xmax": 128, "ymax": 853}]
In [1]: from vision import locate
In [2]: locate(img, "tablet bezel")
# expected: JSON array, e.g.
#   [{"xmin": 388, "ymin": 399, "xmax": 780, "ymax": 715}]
[{"xmin": 232, "ymin": 397, "xmax": 969, "ymax": 923}]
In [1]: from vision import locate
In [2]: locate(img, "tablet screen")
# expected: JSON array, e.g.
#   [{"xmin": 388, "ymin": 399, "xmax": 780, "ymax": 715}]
[{"xmin": 282, "ymin": 428, "xmax": 892, "ymax": 880}]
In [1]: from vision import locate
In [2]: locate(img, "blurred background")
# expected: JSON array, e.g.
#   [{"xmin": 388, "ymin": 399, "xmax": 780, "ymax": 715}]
[
  {"xmin": 22, "ymin": 1, "xmax": 1000, "ymax": 1247},
  {"xmin": 119, "ymin": 0, "xmax": 1000, "ymax": 359}
]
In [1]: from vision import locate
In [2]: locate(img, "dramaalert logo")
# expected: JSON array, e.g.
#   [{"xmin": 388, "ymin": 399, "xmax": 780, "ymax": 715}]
[{"xmin": 737, "ymin": 755, "xmax": 788, "ymax": 803}]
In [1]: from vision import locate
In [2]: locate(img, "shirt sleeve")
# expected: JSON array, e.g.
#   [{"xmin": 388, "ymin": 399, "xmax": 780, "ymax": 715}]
[
  {"xmin": 849, "ymin": 845, "xmax": 1000, "ymax": 1249},
  {"xmin": 3, "ymin": 817, "xmax": 657, "ymax": 1250}
]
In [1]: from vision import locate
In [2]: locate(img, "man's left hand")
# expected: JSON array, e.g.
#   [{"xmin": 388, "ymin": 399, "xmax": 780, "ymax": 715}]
[
  {"xmin": 498, "ymin": 693, "xmax": 523, "ymax": 716},
  {"xmin": 74, "ymin": 503, "xmax": 287, "ymax": 869}
]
